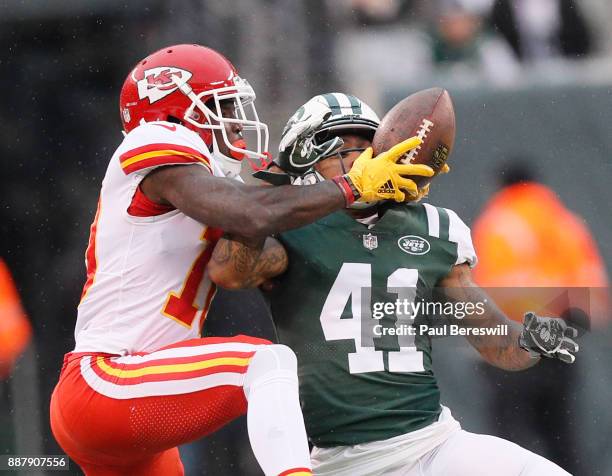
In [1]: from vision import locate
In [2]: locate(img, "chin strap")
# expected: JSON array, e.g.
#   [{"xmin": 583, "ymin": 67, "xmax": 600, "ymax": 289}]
[
  {"xmin": 252, "ymin": 169, "xmax": 292, "ymax": 185},
  {"xmin": 251, "ymin": 151, "xmax": 274, "ymax": 172},
  {"xmin": 252, "ymin": 157, "xmax": 292, "ymax": 185}
]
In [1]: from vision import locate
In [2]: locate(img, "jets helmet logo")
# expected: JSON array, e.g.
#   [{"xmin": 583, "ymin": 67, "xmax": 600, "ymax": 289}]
[
  {"xmin": 398, "ymin": 235, "xmax": 430, "ymax": 255},
  {"xmin": 136, "ymin": 67, "xmax": 193, "ymax": 104}
]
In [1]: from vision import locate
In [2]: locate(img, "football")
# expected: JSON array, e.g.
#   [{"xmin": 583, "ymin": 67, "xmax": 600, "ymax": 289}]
[{"xmin": 372, "ymin": 87, "xmax": 456, "ymax": 188}]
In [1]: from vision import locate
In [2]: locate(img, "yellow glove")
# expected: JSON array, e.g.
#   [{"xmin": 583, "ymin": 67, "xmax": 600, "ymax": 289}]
[{"xmin": 344, "ymin": 137, "xmax": 434, "ymax": 203}]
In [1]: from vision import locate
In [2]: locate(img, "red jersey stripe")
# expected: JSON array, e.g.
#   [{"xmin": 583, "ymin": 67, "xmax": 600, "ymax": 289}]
[
  {"xmin": 119, "ymin": 142, "xmax": 207, "ymax": 164},
  {"xmin": 122, "ymin": 153, "xmax": 212, "ymax": 175}
]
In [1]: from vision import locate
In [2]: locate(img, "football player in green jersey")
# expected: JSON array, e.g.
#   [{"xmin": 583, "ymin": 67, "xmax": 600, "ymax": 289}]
[{"xmin": 208, "ymin": 93, "xmax": 579, "ymax": 475}]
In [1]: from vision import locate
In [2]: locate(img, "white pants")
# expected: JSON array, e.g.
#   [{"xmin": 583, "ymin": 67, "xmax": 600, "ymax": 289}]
[{"xmin": 311, "ymin": 407, "xmax": 571, "ymax": 476}]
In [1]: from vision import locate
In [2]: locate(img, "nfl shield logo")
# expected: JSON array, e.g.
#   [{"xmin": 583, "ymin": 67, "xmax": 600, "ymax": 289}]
[{"xmin": 363, "ymin": 233, "xmax": 378, "ymax": 250}]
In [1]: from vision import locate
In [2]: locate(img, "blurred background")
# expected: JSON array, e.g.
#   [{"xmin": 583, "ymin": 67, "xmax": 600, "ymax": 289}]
[{"xmin": 1, "ymin": 0, "xmax": 611, "ymax": 474}]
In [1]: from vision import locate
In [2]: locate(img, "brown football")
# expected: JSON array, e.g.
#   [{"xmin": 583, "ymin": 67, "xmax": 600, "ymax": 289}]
[{"xmin": 372, "ymin": 88, "xmax": 456, "ymax": 188}]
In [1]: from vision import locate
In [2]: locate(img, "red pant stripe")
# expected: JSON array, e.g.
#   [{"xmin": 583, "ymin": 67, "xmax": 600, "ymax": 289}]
[
  {"xmin": 102, "ymin": 350, "xmax": 256, "ymax": 371},
  {"xmin": 89, "ymin": 357, "xmax": 252, "ymax": 385},
  {"xmin": 278, "ymin": 468, "xmax": 313, "ymax": 476}
]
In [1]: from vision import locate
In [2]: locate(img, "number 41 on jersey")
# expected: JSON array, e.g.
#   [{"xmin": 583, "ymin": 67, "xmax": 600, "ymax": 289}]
[{"xmin": 320, "ymin": 263, "xmax": 425, "ymax": 374}]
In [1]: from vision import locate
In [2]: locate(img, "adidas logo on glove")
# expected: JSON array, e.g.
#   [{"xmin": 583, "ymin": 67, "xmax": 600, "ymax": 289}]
[{"xmin": 377, "ymin": 180, "xmax": 395, "ymax": 195}]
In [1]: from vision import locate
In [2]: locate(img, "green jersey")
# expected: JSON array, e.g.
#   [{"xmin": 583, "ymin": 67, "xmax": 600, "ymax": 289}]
[{"xmin": 268, "ymin": 202, "xmax": 476, "ymax": 447}]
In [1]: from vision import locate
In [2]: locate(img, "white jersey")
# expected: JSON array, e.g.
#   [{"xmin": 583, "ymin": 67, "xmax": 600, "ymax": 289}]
[{"xmin": 74, "ymin": 122, "xmax": 226, "ymax": 354}]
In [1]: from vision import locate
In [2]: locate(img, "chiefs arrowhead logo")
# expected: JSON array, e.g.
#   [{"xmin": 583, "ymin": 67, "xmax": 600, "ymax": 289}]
[{"xmin": 136, "ymin": 67, "xmax": 192, "ymax": 103}]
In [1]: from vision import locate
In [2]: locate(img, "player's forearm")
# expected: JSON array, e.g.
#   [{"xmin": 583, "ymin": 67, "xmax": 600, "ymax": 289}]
[
  {"xmin": 209, "ymin": 236, "xmax": 288, "ymax": 289},
  {"xmin": 440, "ymin": 265, "xmax": 539, "ymax": 371},
  {"xmin": 161, "ymin": 167, "xmax": 345, "ymax": 238},
  {"xmin": 461, "ymin": 296, "xmax": 540, "ymax": 371},
  {"xmin": 245, "ymin": 180, "xmax": 346, "ymax": 236}
]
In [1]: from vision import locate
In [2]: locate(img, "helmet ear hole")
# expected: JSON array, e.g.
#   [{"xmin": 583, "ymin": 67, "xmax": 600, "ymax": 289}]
[
  {"xmin": 189, "ymin": 110, "xmax": 202, "ymax": 122},
  {"xmin": 167, "ymin": 115, "xmax": 182, "ymax": 124}
]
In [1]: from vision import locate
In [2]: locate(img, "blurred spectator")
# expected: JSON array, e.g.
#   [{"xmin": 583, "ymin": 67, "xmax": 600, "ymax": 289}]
[
  {"xmin": 429, "ymin": 0, "xmax": 520, "ymax": 83},
  {"xmin": 346, "ymin": 0, "xmax": 411, "ymax": 25},
  {"xmin": 489, "ymin": 0, "xmax": 593, "ymax": 61},
  {"xmin": 472, "ymin": 160, "xmax": 609, "ymax": 475},
  {"xmin": 580, "ymin": 0, "xmax": 612, "ymax": 57},
  {"xmin": 0, "ymin": 259, "xmax": 31, "ymax": 379},
  {"xmin": 473, "ymin": 161, "xmax": 609, "ymax": 320},
  {"xmin": 351, "ymin": 0, "xmax": 402, "ymax": 22},
  {"xmin": 333, "ymin": 0, "xmax": 521, "ymax": 110}
]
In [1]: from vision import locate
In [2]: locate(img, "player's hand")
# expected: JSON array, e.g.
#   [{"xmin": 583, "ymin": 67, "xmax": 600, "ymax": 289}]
[
  {"xmin": 405, "ymin": 163, "xmax": 448, "ymax": 202},
  {"xmin": 403, "ymin": 162, "xmax": 447, "ymax": 202},
  {"xmin": 413, "ymin": 183, "xmax": 430, "ymax": 202},
  {"xmin": 519, "ymin": 312, "xmax": 579, "ymax": 363},
  {"xmin": 344, "ymin": 137, "xmax": 434, "ymax": 203},
  {"xmin": 402, "ymin": 164, "xmax": 447, "ymax": 203}
]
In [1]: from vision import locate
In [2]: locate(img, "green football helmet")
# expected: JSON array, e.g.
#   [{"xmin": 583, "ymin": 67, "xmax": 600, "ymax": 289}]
[
  {"xmin": 309, "ymin": 92, "xmax": 380, "ymax": 158},
  {"xmin": 293, "ymin": 93, "xmax": 380, "ymax": 210}
]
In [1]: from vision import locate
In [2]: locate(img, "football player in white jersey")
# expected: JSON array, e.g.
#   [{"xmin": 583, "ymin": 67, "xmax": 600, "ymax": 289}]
[
  {"xmin": 49, "ymin": 44, "xmax": 435, "ymax": 476},
  {"xmin": 209, "ymin": 93, "xmax": 580, "ymax": 475}
]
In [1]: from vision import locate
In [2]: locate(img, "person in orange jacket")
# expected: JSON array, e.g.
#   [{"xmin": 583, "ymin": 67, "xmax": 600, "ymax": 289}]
[
  {"xmin": 473, "ymin": 164, "xmax": 608, "ymax": 322},
  {"xmin": 472, "ymin": 161, "xmax": 609, "ymax": 475},
  {"xmin": 0, "ymin": 258, "xmax": 32, "ymax": 379}
]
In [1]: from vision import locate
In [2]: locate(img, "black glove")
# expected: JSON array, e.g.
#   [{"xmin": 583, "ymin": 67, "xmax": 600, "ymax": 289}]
[
  {"xmin": 253, "ymin": 107, "xmax": 343, "ymax": 185},
  {"xmin": 519, "ymin": 312, "xmax": 579, "ymax": 363}
]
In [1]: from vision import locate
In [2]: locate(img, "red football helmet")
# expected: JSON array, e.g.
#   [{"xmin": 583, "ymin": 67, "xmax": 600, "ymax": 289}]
[{"xmin": 119, "ymin": 44, "xmax": 269, "ymax": 177}]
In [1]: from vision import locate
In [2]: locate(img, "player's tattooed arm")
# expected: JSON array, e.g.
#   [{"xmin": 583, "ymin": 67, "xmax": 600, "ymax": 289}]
[
  {"xmin": 208, "ymin": 235, "xmax": 288, "ymax": 289},
  {"xmin": 140, "ymin": 165, "xmax": 345, "ymax": 238},
  {"xmin": 438, "ymin": 264, "xmax": 540, "ymax": 371}
]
